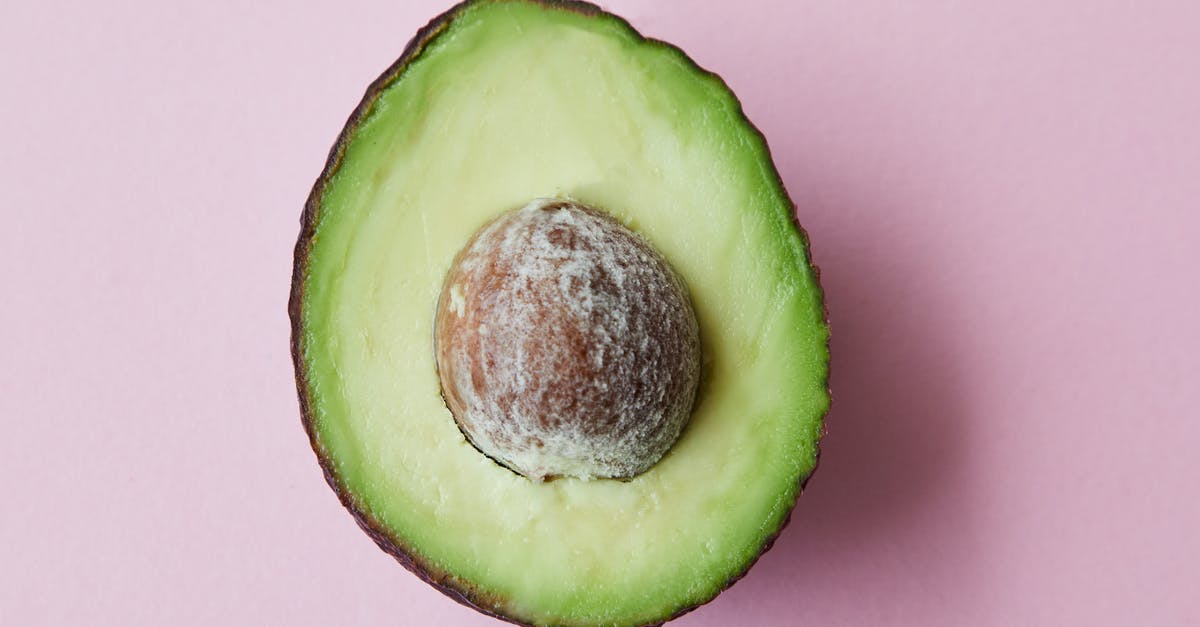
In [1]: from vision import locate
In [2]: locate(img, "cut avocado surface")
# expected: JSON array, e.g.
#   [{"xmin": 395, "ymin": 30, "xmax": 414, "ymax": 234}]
[{"xmin": 290, "ymin": 1, "xmax": 830, "ymax": 625}]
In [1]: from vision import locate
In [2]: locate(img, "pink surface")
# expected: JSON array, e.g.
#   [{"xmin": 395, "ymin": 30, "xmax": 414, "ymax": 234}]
[{"xmin": 2, "ymin": 1, "xmax": 1198, "ymax": 625}]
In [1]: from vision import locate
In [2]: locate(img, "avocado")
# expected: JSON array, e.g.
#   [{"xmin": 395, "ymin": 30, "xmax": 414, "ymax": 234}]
[{"xmin": 289, "ymin": 1, "xmax": 830, "ymax": 625}]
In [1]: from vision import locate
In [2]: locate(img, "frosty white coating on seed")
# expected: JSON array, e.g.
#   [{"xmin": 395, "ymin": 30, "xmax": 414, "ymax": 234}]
[{"xmin": 434, "ymin": 198, "xmax": 701, "ymax": 481}]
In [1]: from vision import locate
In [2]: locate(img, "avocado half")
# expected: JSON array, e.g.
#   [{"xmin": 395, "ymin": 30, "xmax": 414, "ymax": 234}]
[{"xmin": 289, "ymin": 1, "xmax": 830, "ymax": 625}]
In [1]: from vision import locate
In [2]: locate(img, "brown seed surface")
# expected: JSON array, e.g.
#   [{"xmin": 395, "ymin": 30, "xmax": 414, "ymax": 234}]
[{"xmin": 434, "ymin": 198, "xmax": 701, "ymax": 480}]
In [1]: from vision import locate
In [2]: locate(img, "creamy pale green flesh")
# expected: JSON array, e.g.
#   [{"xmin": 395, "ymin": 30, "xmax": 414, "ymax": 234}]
[{"xmin": 300, "ymin": 1, "xmax": 829, "ymax": 624}]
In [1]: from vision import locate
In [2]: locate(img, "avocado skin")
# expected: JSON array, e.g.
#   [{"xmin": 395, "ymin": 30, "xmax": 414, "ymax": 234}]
[{"xmin": 288, "ymin": 1, "xmax": 831, "ymax": 625}]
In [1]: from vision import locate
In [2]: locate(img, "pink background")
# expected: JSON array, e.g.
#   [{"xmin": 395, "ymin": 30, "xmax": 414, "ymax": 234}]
[{"xmin": 3, "ymin": 0, "xmax": 1198, "ymax": 625}]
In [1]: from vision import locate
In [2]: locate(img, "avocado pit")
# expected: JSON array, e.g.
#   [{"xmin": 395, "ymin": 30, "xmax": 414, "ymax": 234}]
[{"xmin": 434, "ymin": 199, "xmax": 701, "ymax": 481}]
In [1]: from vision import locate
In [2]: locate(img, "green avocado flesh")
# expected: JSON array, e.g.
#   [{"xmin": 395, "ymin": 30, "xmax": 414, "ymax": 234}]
[{"xmin": 295, "ymin": 1, "xmax": 829, "ymax": 625}]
